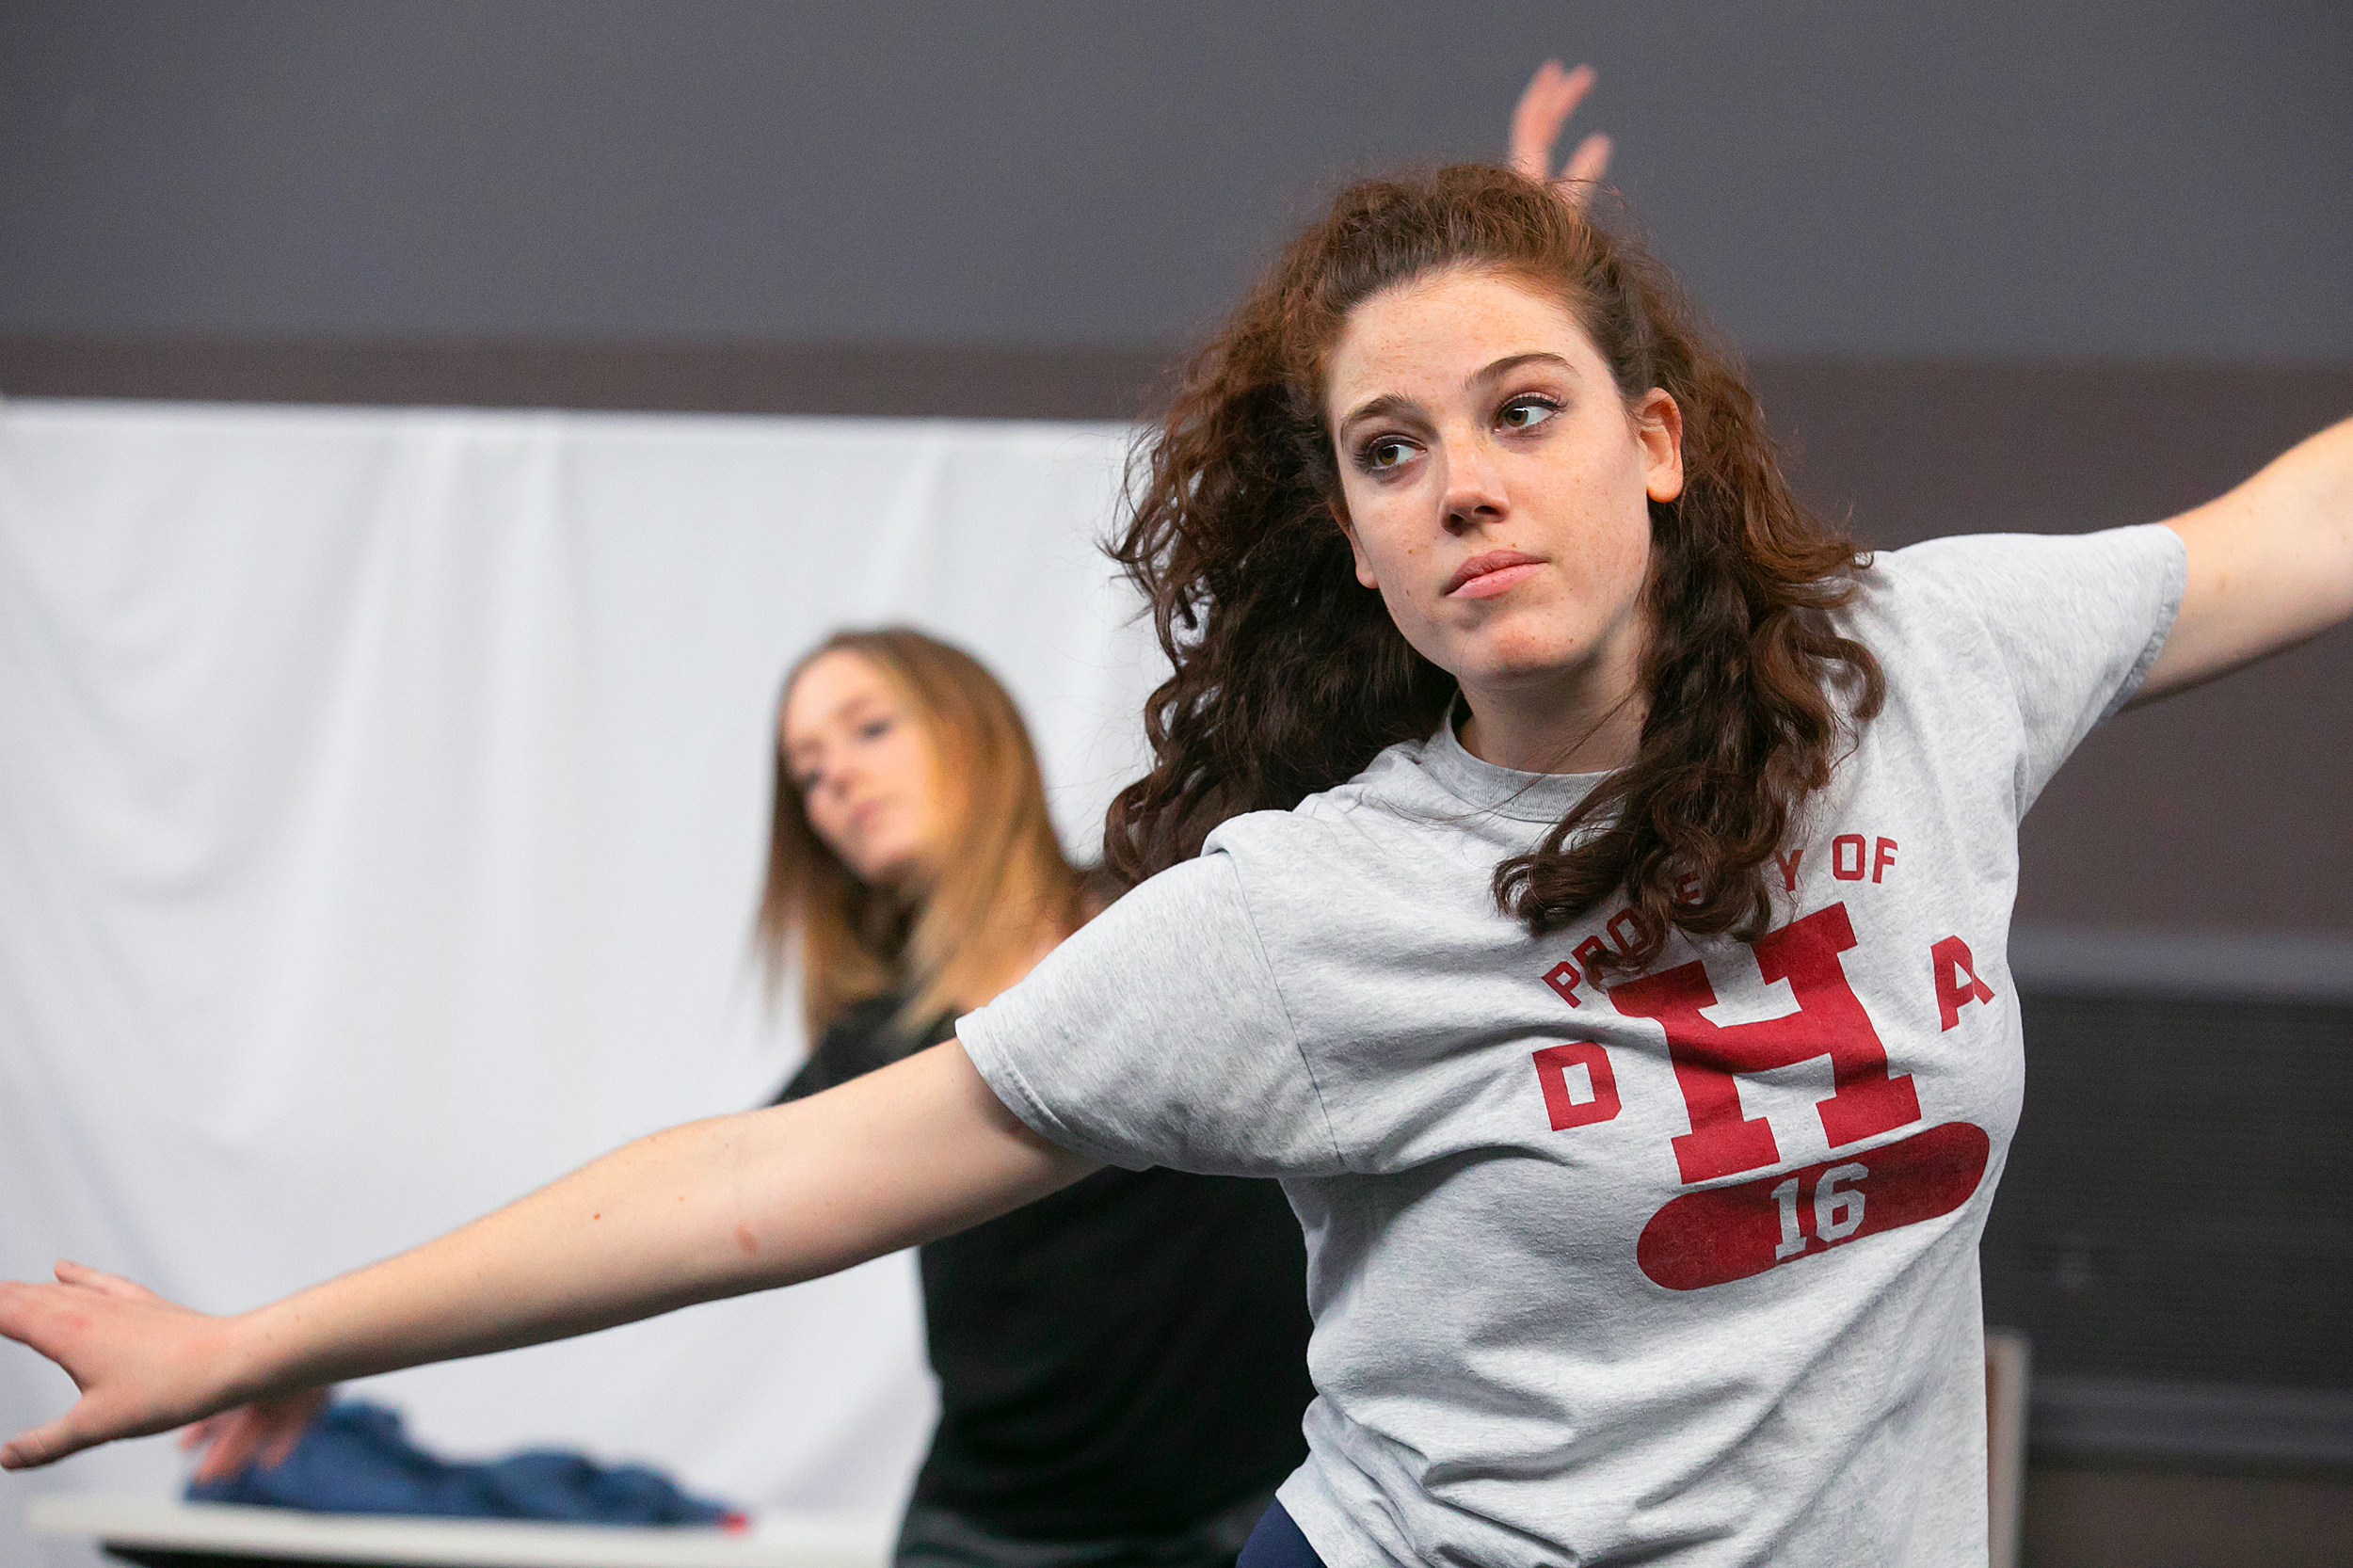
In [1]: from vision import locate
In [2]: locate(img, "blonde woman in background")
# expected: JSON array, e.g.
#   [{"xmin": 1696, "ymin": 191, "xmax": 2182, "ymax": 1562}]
[{"xmin": 760, "ymin": 630, "xmax": 1313, "ymax": 1568}]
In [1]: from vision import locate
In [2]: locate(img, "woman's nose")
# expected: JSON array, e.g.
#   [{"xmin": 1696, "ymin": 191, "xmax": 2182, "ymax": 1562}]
[{"xmin": 1439, "ymin": 440, "xmax": 1508, "ymax": 532}]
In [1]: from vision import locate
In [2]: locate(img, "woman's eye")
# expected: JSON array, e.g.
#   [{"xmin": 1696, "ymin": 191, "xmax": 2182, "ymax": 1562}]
[
  {"xmin": 1498, "ymin": 398, "xmax": 1558, "ymax": 433},
  {"xmin": 1364, "ymin": 438, "xmax": 1417, "ymax": 472},
  {"xmin": 858, "ymin": 717, "xmax": 892, "ymax": 741}
]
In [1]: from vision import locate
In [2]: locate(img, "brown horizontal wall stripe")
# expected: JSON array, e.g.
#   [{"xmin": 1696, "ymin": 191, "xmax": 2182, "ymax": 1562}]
[
  {"xmin": 0, "ymin": 335, "xmax": 1178, "ymax": 423},
  {"xmin": 4, "ymin": 336, "xmax": 2349, "ymax": 933}
]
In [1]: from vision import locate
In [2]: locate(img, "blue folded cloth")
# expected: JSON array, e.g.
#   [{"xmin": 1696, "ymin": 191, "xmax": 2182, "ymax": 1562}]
[{"xmin": 186, "ymin": 1400, "xmax": 740, "ymax": 1526}]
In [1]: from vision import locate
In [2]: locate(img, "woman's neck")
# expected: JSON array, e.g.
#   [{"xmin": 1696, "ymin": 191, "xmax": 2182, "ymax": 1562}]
[{"xmin": 1457, "ymin": 679, "xmax": 1646, "ymax": 775}]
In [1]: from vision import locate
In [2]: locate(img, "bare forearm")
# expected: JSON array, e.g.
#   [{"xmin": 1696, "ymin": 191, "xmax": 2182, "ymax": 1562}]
[
  {"xmin": 232, "ymin": 1043, "xmax": 1087, "ymax": 1397},
  {"xmin": 2141, "ymin": 415, "xmax": 2353, "ymax": 699},
  {"xmin": 1, "ymin": 1042, "xmax": 1094, "ymax": 1467},
  {"xmin": 228, "ymin": 1116, "xmax": 804, "ymax": 1398}
]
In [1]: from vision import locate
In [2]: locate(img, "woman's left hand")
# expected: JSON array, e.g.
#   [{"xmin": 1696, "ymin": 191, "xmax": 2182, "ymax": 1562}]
[{"xmin": 1510, "ymin": 59, "xmax": 1614, "ymax": 204}]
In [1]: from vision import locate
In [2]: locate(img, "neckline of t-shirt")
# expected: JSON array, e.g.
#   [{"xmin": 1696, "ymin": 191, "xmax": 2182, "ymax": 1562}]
[{"xmin": 1419, "ymin": 707, "xmax": 1610, "ymax": 824}]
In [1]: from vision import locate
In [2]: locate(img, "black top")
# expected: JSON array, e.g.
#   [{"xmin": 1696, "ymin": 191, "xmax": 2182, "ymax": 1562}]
[{"xmin": 778, "ymin": 996, "xmax": 1315, "ymax": 1539}]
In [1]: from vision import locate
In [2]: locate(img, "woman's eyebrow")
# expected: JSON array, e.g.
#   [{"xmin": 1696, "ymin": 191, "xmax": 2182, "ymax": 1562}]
[
  {"xmin": 1337, "ymin": 392, "xmax": 1418, "ymax": 435},
  {"xmin": 1469, "ymin": 350, "xmax": 1572, "ymax": 388},
  {"xmin": 1338, "ymin": 352, "xmax": 1576, "ymax": 434}
]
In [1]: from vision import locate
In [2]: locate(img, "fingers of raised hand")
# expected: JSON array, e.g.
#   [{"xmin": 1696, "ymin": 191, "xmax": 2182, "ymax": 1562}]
[
  {"xmin": 1509, "ymin": 59, "xmax": 1599, "ymax": 181},
  {"xmin": 1510, "ymin": 59, "xmax": 1567, "ymax": 178},
  {"xmin": 1560, "ymin": 132, "xmax": 1614, "ymax": 202}
]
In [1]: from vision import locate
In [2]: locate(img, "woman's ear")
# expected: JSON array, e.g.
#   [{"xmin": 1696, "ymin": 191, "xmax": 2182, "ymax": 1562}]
[
  {"xmin": 1636, "ymin": 389, "xmax": 1685, "ymax": 504},
  {"xmin": 1331, "ymin": 502, "xmax": 1381, "ymax": 591}
]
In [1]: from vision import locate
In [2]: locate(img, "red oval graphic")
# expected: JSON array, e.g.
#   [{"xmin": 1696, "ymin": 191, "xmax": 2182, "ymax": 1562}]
[{"xmin": 1637, "ymin": 1121, "xmax": 1991, "ymax": 1290}]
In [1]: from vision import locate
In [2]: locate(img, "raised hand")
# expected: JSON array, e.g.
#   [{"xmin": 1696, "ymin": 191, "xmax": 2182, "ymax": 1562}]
[
  {"xmin": 1510, "ymin": 59, "xmax": 1614, "ymax": 205},
  {"xmin": 181, "ymin": 1384, "xmax": 332, "ymax": 1482},
  {"xmin": 0, "ymin": 1259, "xmax": 248, "ymax": 1470}
]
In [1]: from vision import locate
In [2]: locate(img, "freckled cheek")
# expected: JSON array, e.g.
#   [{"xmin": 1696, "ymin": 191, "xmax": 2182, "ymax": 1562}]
[{"xmin": 1564, "ymin": 521, "xmax": 1647, "ymax": 581}]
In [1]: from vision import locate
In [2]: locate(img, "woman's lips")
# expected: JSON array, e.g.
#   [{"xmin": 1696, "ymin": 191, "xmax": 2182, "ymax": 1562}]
[{"xmin": 1445, "ymin": 551, "xmax": 1546, "ymax": 598}]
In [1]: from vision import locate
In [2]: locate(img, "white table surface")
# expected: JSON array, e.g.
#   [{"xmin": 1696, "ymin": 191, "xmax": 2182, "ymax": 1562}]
[{"xmin": 27, "ymin": 1492, "xmax": 892, "ymax": 1568}]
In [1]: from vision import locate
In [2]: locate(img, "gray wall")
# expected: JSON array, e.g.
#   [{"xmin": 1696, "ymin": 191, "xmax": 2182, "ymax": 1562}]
[
  {"xmin": 7, "ymin": 0, "xmax": 2351, "ymax": 936},
  {"xmin": 6, "ymin": 0, "xmax": 2351, "ymax": 356}
]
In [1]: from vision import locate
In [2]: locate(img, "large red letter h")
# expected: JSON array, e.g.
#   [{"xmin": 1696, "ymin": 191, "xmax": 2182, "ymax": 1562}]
[{"xmin": 1609, "ymin": 904, "xmax": 1921, "ymax": 1184}]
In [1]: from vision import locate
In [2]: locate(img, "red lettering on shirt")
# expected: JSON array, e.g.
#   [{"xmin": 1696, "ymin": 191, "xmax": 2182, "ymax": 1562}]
[
  {"xmin": 1831, "ymin": 834, "xmax": 1866, "ymax": 880},
  {"xmin": 1872, "ymin": 837, "xmax": 1898, "ymax": 883},
  {"xmin": 1773, "ymin": 847, "xmax": 1804, "ymax": 893},
  {"xmin": 1930, "ymin": 936, "xmax": 1997, "ymax": 1030},
  {"xmin": 1609, "ymin": 903, "xmax": 1923, "ymax": 1184},
  {"xmin": 1637, "ymin": 1122, "xmax": 1990, "ymax": 1289},
  {"xmin": 1606, "ymin": 906, "xmax": 1655, "ymax": 956},
  {"xmin": 1531, "ymin": 1041, "xmax": 1622, "ymax": 1130}
]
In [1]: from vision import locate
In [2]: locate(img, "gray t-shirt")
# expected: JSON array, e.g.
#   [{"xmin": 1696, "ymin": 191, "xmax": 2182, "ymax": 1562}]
[{"xmin": 959, "ymin": 524, "xmax": 2186, "ymax": 1568}]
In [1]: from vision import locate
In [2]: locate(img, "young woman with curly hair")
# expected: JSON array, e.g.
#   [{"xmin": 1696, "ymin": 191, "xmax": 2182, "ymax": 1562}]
[{"xmin": 8, "ymin": 149, "xmax": 2349, "ymax": 1568}]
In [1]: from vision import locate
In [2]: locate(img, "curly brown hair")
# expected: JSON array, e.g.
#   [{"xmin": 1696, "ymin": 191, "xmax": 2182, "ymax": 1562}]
[{"xmin": 1104, "ymin": 164, "xmax": 1884, "ymax": 974}]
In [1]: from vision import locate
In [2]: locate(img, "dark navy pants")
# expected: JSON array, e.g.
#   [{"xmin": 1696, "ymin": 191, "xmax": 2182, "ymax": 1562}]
[{"xmin": 1236, "ymin": 1500, "xmax": 1328, "ymax": 1568}]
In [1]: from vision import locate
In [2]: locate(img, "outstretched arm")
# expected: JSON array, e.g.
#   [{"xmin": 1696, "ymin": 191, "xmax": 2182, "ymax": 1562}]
[
  {"xmin": 0, "ymin": 1042, "xmax": 1092, "ymax": 1470},
  {"xmin": 2137, "ymin": 415, "xmax": 2353, "ymax": 703}
]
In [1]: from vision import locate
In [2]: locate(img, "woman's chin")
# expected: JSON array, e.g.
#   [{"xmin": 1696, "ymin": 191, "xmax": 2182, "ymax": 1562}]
[
  {"xmin": 1451, "ymin": 640, "xmax": 1601, "ymax": 696},
  {"xmin": 856, "ymin": 848, "xmax": 936, "ymax": 899}
]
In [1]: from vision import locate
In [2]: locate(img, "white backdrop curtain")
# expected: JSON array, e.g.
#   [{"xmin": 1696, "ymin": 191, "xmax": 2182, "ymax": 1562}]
[{"xmin": 0, "ymin": 399, "xmax": 1160, "ymax": 1568}]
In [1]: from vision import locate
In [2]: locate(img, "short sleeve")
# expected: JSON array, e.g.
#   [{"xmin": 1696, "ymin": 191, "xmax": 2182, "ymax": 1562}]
[
  {"xmin": 1884, "ymin": 523, "xmax": 2185, "ymax": 808},
  {"xmin": 955, "ymin": 852, "xmax": 1345, "ymax": 1176}
]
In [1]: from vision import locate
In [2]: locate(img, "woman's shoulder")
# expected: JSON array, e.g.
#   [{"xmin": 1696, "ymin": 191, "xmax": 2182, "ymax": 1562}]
[
  {"xmin": 1206, "ymin": 739, "xmax": 1440, "ymax": 843},
  {"xmin": 1849, "ymin": 524, "xmax": 2183, "ymax": 629},
  {"xmin": 1197, "ymin": 775, "xmax": 1408, "ymax": 871},
  {"xmin": 1836, "ymin": 524, "xmax": 2186, "ymax": 701}
]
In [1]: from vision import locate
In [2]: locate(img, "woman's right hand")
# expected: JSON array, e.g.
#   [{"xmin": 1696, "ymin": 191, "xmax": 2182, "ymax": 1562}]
[
  {"xmin": 0, "ymin": 1259, "xmax": 255, "ymax": 1470},
  {"xmin": 1510, "ymin": 58, "xmax": 1614, "ymax": 204},
  {"xmin": 181, "ymin": 1384, "xmax": 331, "ymax": 1482}
]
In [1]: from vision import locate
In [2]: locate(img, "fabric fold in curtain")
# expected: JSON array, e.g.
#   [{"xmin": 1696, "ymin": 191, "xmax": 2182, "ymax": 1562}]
[{"xmin": 0, "ymin": 399, "xmax": 1156, "ymax": 1568}]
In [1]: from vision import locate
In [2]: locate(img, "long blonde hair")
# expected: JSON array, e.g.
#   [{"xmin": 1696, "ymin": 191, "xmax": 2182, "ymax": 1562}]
[{"xmin": 756, "ymin": 628, "xmax": 1090, "ymax": 1042}]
